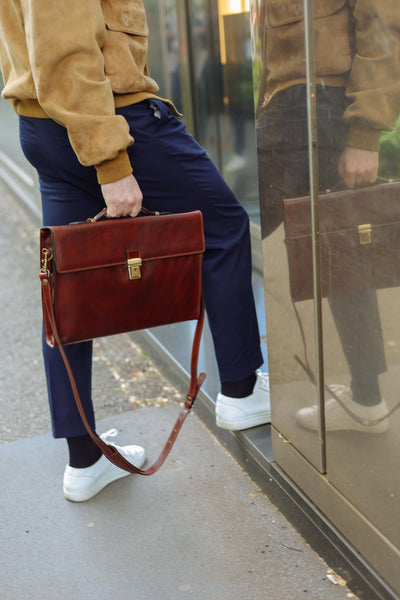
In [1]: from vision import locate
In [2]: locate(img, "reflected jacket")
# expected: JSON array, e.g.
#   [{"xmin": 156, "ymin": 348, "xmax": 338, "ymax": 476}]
[
  {"xmin": 0, "ymin": 0, "xmax": 175, "ymax": 184},
  {"xmin": 262, "ymin": 0, "xmax": 400, "ymax": 150}
]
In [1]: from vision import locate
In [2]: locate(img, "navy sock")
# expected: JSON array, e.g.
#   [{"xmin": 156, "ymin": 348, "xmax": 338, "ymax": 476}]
[
  {"xmin": 221, "ymin": 372, "xmax": 257, "ymax": 399},
  {"xmin": 67, "ymin": 435, "xmax": 102, "ymax": 468},
  {"xmin": 351, "ymin": 379, "xmax": 381, "ymax": 407}
]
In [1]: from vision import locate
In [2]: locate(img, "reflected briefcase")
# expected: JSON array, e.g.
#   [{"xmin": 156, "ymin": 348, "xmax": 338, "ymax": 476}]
[{"xmin": 283, "ymin": 181, "xmax": 400, "ymax": 302}]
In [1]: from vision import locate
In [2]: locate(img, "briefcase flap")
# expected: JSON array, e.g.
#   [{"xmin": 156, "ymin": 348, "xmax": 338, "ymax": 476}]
[
  {"xmin": 44, "ymin": 210, "xmax": 205, "ymax": 274},
  {"xmin": 284, "ymin": 181, "xmax": 400, "ymax": 240}
]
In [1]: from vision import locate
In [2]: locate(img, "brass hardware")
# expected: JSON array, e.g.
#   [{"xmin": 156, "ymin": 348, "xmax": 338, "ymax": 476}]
[
  {"xmin": 41, "ymin": 248, "xmax": 53, "ymax": 276},
  {"xmin": 127, "ymin": 257, "xmax": 142, "ymax": 280},
  {"xmin": 358, "ymin": 224, "xmax": 372, "ymax": 244}
]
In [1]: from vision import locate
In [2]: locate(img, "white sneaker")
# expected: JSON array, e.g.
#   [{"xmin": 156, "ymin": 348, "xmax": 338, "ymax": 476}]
[
  {"xmin": 63, "ymin": 429, "xmax": 146, "ymax": 502},
  {"xmin": 296, "ymin": 386, "xmax": 389, "ymax": 434},
  {"xmin": 215, "ymin": 371, "xmax": 271, "ymax": 431}
]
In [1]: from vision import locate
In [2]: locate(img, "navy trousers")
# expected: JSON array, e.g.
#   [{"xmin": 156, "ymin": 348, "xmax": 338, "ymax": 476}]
[{"xmin": 20, "ymin": 100, "xmax": 263, "ymax": 438}]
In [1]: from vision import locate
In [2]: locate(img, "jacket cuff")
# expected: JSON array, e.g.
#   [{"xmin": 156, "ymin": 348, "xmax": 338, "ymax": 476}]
[
  {"xmin": 95, "ymin": 150, "xmax": 133, "ymax": 185},
  {"xmin": 346, "ymin": 122, "xmax": 381, "ymax": 152}
]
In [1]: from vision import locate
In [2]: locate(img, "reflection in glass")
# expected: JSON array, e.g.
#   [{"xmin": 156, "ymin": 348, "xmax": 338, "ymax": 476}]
[
  {"xmin": 145, "ymin": 0, "xmax": 170, "ymax": 97},
  {"xmin": 148, "ymin": 0, "xmax": 261, "ymax": 220},
  {"xmin": 316, "ymin": 1, "xmax": 400, "ymax": 550},
  {"xmin": 254, "ymin": 0, "xmax": 400, "ymax": 548},
  {"xmin": 185, "ymin": 0, "xmax": 222, "ymax": 165},
  {"xmin": 218, "ymin": 0, "xmax": 259, "ymax": 219},
  {"xmin": 253, "ymin": 0, "xmax": 322, "ymax": 468}
]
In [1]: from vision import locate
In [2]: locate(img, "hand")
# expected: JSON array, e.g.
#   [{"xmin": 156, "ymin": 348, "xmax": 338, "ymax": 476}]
[
  {"xmin": 101, "ymin": 174, "xmax": 143, "ymax": 217},
  {"xmin": 338, "ymin": 147, "xmax": 379, "ymax": 189}
]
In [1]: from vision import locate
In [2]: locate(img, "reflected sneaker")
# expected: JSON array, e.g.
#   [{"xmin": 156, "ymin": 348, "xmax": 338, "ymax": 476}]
[
  {"xmin": 216, "ymin": 371, "xmax": 271, "ymax": 430},
  {"xmin": 296, "ymin": 386, "xmax": 389, "ymax": 434},
  {"xmin": 63, "ymin": 429, "xmax": 146, "ymax": 502}
]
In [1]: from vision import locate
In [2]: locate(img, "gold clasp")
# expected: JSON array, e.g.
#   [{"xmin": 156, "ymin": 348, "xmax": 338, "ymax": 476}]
[
  {"xmin": 41, "ymin": 248, "xmax": 53, "ymax": 276},
  {"xmin": 127, "ymin": 257, "xmax": 142, "ymax": 280},
  {"xmin": 358, "ymin": 224, "xmax": 372, "ymax": 245}
]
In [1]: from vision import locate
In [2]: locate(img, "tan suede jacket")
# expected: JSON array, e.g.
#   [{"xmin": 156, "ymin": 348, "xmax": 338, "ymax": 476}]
[
  {"xmin": 0, "ymin": 0, "xmax": 173, "ymax": 183},
  {"xmin": 262, "ymin": 0, "xmax": 400, "ymax": 151}
]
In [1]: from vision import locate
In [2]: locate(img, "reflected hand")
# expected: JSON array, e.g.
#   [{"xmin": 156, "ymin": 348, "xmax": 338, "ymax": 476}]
[
  {"xmin": 338, "ymin": 147, "xmax": 379, "ymax": 189},
  {"xmin": 101, "ymin": 174, "xmax": 143, "ymax": 217}
]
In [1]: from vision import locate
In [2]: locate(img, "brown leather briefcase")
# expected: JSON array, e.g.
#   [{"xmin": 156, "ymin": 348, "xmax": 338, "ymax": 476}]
[
  {"xmin": 40, "ymin": 209, "xmax": 204, "ymax": 345},
  {"xmin": 39, "ymin": 209, "xmax": 206, "ymax": 475},
  {"xmin": 283, "ymin": 181, "xmax": 400, "ymax": 302}
]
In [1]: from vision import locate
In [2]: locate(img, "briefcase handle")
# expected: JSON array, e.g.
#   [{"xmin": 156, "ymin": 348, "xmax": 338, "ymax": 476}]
[
  {"xmin": 40, "ymin": 246, "xmax": 206, "ymax": 476},
  {"xmin": 90, "ymin": 206, "xmax": 169, "ymax": 222},
  {"xmin": 323, "ymin": 176, "xmax": 397, "ymax": 195}
]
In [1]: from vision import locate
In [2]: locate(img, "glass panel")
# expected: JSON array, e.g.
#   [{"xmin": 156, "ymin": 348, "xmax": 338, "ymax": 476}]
[
  {"xmin": 147, "ymin": 0, "xmax": 195, "ymax": 132},
  {"xmin": 252, "ymin": 0, "xmax": 323, "ymax": 470},
  {"xmin": 314, "ymin": 1, "xmax": 400, "ymax": 548},
  {"xmin": 182, "ymin": 0, "xmax": 261, "ymax": 222},
  {"xmin": 217, "ymin": 0, "xmax": 260, "ymax": 221},
  {"xmin": 185, "ymin": 0, "xmax": 223, "ymax": 165},
  {"xmin": 145, "ymin": 0, "xmax": 170, "ymax": 97}
]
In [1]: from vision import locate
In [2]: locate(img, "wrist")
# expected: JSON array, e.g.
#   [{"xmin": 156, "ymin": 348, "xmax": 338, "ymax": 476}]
[
  {"xmin": 95, "ymin": 150, "xmax": 133, "ymax": 185},
  {"xmin": 346, "ymin": 123, "xmax": 381, "ymax": 153}
]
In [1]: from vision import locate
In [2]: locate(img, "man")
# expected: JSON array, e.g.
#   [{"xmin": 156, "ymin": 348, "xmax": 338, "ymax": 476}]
[{"xmin": 0, "ymin": 0, "xmax": 269, "ymax": 501}]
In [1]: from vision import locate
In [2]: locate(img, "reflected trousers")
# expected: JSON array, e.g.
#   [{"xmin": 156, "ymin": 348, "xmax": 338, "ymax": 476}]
[
  {"xmin": 20, "ymin": 100, "xmax": 263, "ymax": 438},
  {"xmin": 257, "ymin": 85, "xmax": 387, "ymax": 386}
]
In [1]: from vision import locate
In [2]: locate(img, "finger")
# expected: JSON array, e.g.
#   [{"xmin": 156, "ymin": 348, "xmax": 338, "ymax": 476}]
[
  {"xmin": 365, "ymin": 169, "xmax": 378, "ymax": 185},
  {"xmin": 105, "ymin": 207, "xmax": 117, "ymax": 218},
  {"xmin": 105, "ymin": 203, "xmax": 121, "ymax": 218},
  {"xmin": 343, "ymin": 172, "xmax": 356, "ymax": 188},
  {"xmin": 357, "ymin": 170, "xmax": 376, "ymax": 187},
  {"xmin": 106, "ymin": 202, "xmax": 128, "ymax": 218},
  {"xmin": 128, "ymin": 199, "xmax": 143, "ymax": 217},
  {"xmin": 128, "ymin": 208, "xmax": 140, "ymax": 217}
]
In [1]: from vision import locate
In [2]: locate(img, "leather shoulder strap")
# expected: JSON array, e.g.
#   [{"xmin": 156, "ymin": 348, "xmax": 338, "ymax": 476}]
[{"xmin": 39, "ymin": 271, "xmax": 205, "ymax": 475}]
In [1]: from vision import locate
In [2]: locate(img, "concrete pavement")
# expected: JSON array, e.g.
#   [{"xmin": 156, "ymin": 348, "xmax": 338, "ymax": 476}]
[{"xmin": 0, "ymin": 181, "xmax": 356, "ymax": 599}]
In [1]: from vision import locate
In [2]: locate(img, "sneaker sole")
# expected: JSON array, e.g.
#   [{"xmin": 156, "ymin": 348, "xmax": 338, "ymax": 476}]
[
  {"xmin": 296, "ymin": 416, "xmax": 389, "ymax": 434},
  {"xmin": 216, "ymin": 410, "xmax": 271, "ymax": 431}
]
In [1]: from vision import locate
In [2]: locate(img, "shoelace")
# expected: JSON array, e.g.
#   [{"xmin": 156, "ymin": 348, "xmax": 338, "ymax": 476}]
[
  {"xmin": 328, "ymin": 384, "xmax": 347, "ymax": 397},
  {"xmin": 256, "ymin": 370, "xmax": 270, "ymax": 391},
  {"xmin": 100, "ymin": 428, "xmax": 118, "ymax": 444}
]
